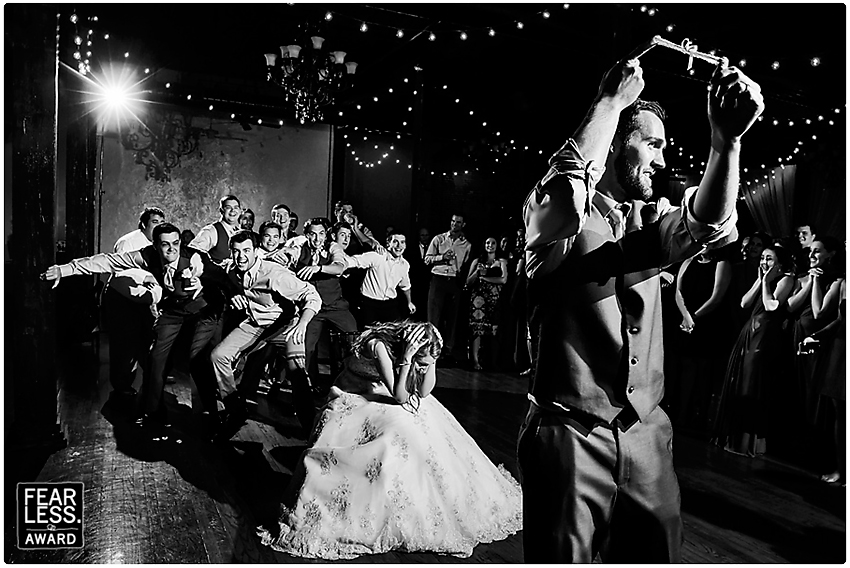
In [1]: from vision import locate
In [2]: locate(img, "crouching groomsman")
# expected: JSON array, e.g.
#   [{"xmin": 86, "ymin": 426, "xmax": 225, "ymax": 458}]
[
  {"xmin": 347, "ymin": 232, "xmax": 415, "ymax": 326},
  {"xmin": 41, "ymin": 223, "xmax": 238, "ymax": 431},
  {"xmin": 212, "ymin": 231, "xmax": 322, "ymax": 441}
]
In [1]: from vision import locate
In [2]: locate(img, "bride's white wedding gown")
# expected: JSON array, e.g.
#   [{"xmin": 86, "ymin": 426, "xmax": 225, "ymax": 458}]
[{"xmin": 257, "ymin": 354, "xmax": 523, "ymax": 560}]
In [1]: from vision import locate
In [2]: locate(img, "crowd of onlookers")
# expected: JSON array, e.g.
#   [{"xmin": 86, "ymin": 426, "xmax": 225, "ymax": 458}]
[{"xmin": 660, "ymin": 224, "xmax": 845, "ymax": 484}]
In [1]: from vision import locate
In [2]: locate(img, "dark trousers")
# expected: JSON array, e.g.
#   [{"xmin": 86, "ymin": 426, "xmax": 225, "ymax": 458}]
[
  {"xmin": 427, "ymin": 274, "xmax": 461, "ymax": 353},
  {"xmin": 103, "ymin": 288, "xmax": 154, "ymax": 394},
  {"xmin": 142, "ymin": 308, "xmax": 220, "ymax": 416},
  {"xmin": 517, "ymin": 403, "xmax": 683, "ymax": 563},
  {"xmin": 359, "ymin": 296, "xmax": 401, "ymax": 327},
  {"xmin": 304, "ymin": 308, "xmax": 358, "ymax": 372}
]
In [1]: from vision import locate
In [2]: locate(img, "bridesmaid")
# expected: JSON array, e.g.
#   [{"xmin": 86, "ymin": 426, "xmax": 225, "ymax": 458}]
[
  {"xmin": 711, "ymin": 245, "xmax": 795, "ymax": 456},
  {"xmin": 788, "ymin": 236, "xmax": 843, "ymax": 426},
  {"xmin": 804, "ymin": 278, "xmax": 846, "ymax": 485}
]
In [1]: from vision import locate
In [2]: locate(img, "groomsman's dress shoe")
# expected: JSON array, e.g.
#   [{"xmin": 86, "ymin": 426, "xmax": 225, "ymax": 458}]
[{"xmin": 216, "ymin": 394, "xmax": 249, "ymax": 442}]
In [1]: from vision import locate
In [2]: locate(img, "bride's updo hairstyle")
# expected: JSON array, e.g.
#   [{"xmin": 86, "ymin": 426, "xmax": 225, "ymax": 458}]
[{"xmin": 352, "ymin": 320, "xmax": 443, "ymax": 363}]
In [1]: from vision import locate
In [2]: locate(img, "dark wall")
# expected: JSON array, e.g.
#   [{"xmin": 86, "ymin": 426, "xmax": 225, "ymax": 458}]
[{"xmin": 98, "ymin": 117, "xmax": 332, "ymax": 250}]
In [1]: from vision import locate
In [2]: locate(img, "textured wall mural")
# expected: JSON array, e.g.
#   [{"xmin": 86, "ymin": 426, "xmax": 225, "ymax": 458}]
[{"xmin": 98, "ymin": 116, "xmax": 331, "ymax": 251}]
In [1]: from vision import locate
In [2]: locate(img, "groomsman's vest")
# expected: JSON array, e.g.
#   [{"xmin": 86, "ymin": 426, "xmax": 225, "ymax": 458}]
[
  {"xmin": 293, "ymin": 245, "xmax": 348, "ymax": 311},
  {"xmin": 208, "ymin": 222, "xmax": 231, "ymax": 264},
  {"xmin": 139, "ymin": 246, "xmax": 208, "ymax": 314}
]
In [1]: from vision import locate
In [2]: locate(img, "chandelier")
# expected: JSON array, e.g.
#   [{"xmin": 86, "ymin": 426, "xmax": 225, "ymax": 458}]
[{"xmin": 264, "ymin": 36, "xmax": 357, "ymax": 124}]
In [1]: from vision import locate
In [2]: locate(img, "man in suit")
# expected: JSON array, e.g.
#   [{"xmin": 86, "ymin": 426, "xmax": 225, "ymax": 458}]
[{"xmin": 42, "ymin": 223, "xmax": 238, "ymax": 432}]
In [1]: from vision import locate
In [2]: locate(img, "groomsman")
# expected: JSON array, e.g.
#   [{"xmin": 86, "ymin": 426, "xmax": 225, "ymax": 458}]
[
  {"xmin": 212, "ymin": 231, "xmax": 322, "ymax": 440},
  {"xmin": 42, "ymin": 223, "xmax": 239, "ymax": 431},
  {"xmin": 348, "ymin": 233, "xmax": 415, "ymax": 326},
  {"xmin": 190, "ymin": 194, "xmax": 243, "ymax": 265},
  {"xmin": 104, "ymin": 206, "xmax": 165, "ymax": 407}
]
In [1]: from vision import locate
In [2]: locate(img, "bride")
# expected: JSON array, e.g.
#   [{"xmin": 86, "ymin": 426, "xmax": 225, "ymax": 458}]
[{"xmin": 258, "ymin": 321, "xmax": 522, "ymax": 560}]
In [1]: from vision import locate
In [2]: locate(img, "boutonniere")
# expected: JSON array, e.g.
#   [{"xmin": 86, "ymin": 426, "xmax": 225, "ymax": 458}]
[{"xmin": 180, "ymin": 268, "xmax": 194, "ymax": 280}]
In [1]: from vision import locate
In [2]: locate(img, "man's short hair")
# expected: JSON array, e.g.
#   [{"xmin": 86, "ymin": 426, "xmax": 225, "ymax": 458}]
[
  {"xmin": 259, "ymin": 220, "xmax": 283, "ymax": 236},
  {"xmin": 271, "ymin": 203, "xmax": 291, "ymax": 214},
  {"xmin": 230, "ymin": 230, "xmax": 258, "ymax": 249},
  {"xmin": 304, "ymin": 217, "xmax": 331, "ymax": 233},
  {"xmin": 220, "ymin": 194, "xmax": 241, "ymax": 208},
  {"xmin": 332, "ymin": 221, "xmax": 352, "ymax": 236},
  {"xmin": 153, "ymin": 222, "xmax": 181, "ymax": 244},
  {"xmin": 138, "ymin": 206, "xmax": 165, "ymax": 230},
  {"xmin": 797, "ymin": 223, "xmax": 817, "ymax": 237},
  {"xmin": 615, "ymin": 99, "xmax": 667, "ymax": 142}
]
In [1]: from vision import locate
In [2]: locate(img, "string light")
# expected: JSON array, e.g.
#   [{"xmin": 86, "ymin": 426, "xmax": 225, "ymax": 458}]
[
  {"xmin": 810, "ymin": 57, "xmax": 821, "ymax": 67},
  {"xmin": 771, "ymin": 61, "xmax": 780, "ymax": 70},
  {"xmin": 428, "ymin": 32, "xmax": 436, "ymax": 41},
  {"xmin": 325, "ymin": 11, "xmax": 333, "ymax": 20},
  {"xmin": 396, "ymin": 29, "xmax": 404, "ymax": 38},
  {"xmin": 542, "ymin": 11, "xmax": 550, "ymax": 18},
  {"xmin": 488, "ymin": 29, "xmax": 495, "ymax": 37},
  {"xmin": 460, "ymin": 32, "xmax": 468, "ymax": 40},
  {"xmin": 360, "ymin": 22, "xmax": 368, "ymax": 32}
]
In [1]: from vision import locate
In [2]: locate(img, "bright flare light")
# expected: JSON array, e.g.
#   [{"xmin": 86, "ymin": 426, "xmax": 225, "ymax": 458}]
[{"xmin": 69, "ymin": 61, "xmax": 153, "ymax": 132}]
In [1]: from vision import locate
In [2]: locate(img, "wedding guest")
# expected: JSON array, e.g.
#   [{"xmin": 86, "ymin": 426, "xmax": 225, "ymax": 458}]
[
  {"xmin": 803, "ymin": 278, "xmax": 846, "ymax": 485},
  {"xmin": 41, "ymin": 223, "xmax": 238, "ymax": 432},
  {"xmin": 212, "ymin": 231, "xmax": 321, "ymax": 440},
  {"xmin": 788, "ymin": 236, "xmax": 843, "ymax": 425},
  {"xmin": 103, "ymin": 206, "xmax": 165, "ymax": 407},
  {"xmin": 190, "ymin": 195, "xmax": 243, "ymax": 265},
  {"xmin": 257, "ymin": 220, "xmax": 284, "ymax": 258},
  {"xmin": 465, "ymin": 237, "xmax": 507, "ymax": 370},
  {"xmin": 672, "ymin": 247, "xmax": 733, "ymax": 430},
  {"xmin": 425, "ymin": 213, "xmax": 472, "ymax": 362},
  {"xmin": 405, "ymin": 227, "xmax": 432, "ymax": 322},
  {"xmin": 347, "ymin": 233, "xmax": 415, "ymax": 326},
  {"xmin": 712, "ymin": 245, "xmax": 795, "ymax": 456},
  {"xmin": 793, "ymin": 223, "xmax": 817, "ymax": 276},
  {"xmin": 274, "ymin": 218, "xmax": 358, "ymax": 376}
]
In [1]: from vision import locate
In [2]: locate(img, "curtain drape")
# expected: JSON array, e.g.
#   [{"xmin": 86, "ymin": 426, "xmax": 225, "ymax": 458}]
[{"xmin": 742, "ymin": 165, "xmax": 796, "ymax": 240}]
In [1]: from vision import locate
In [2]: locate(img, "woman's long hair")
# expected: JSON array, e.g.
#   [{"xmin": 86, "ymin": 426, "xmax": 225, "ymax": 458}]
[
  {"xmin": 352, "ymin": 320, "xmax": 443, "ymax": 409},
  {"xmin": 477, "ymin": 236, "xmax": 504, "ymax": 265}
]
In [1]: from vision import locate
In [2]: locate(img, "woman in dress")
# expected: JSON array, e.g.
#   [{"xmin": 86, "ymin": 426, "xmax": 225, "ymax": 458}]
[
  {"xmin": 258, "ymin": 321, "xmax": 523, "ymax": 559},
  {"xmin": 804, "ymin": 278, "xmax": 846, "ymax": 484},
  {"xmin": 465, "ymin": 237, "xmax": 508, "ymax": 371},
  {"xmin": 673, "ymin": 247, "xmax": 734, "ymax": 431},
  {"xmin": 711, "ymin": 245, "xmax": 796, "ymax": 456},
  {"xmin": 788, "ymin": 236, "xmax": 843, "ymax": 426}
]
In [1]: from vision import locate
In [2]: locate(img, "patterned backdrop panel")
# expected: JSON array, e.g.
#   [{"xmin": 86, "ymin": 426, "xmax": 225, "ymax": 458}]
[{"xmin": 99, "ymin": 116, "xmax": 331, "ymax": 251}]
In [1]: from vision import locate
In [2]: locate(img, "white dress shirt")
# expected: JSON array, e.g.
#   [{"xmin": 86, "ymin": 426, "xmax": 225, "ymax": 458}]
[
  {"xmin": 189, "ymin": 220, "xmax": 240, "ymax": 252},
  {"xmin": 108, "ymin": 229, "xmax": 161, "ymax": 305},
  {"xmin": 348, "ymin": 251, "xmax": 411, "ymax": 301}
]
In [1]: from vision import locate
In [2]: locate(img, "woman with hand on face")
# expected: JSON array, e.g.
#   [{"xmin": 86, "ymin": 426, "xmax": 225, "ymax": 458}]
[
  {"xmin": 465, "ymin": 237, "xmax": 508, "ymax": 371},
  {"xmin": 788, "ymin": 236, "xmax": 844, "ymax": 427},
  {"xmin": 711, "ymin": 245, "xmax": 796, "ymax": 457},
  {"xmin": 258, "ymin": 320, "xmax": 522, "ymax": 559}
]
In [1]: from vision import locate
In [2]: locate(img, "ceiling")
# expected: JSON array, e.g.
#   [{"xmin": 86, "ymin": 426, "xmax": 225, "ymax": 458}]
[{"xmin": 66, "ymin": 3, "xmax": 846, "ymax": 176}]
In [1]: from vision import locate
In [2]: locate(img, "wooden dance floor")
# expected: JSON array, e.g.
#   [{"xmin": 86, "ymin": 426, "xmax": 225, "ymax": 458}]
[{"xmin": 5, "ymin": 339, "xmax": 846, "ymax": 563}]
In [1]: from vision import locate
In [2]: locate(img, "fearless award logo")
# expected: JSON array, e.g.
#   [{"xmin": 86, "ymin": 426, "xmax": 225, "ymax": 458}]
[{"xmin": 17, "ymin": 482, "xmax": 84, "ymax": 549}]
